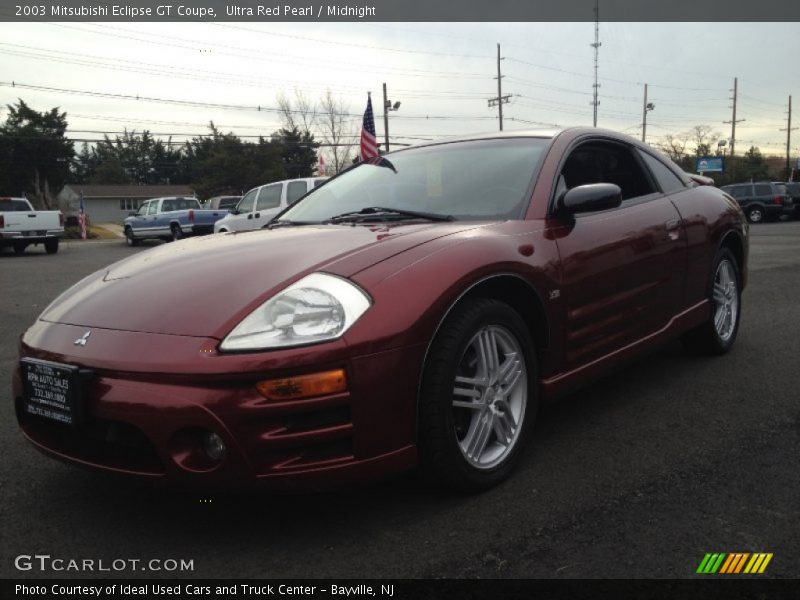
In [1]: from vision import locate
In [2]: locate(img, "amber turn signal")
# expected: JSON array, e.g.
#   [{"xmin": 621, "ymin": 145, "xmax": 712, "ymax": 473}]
[{"xmin": 256, "ymin": 369, "xmax": 347, "ymax": 401}]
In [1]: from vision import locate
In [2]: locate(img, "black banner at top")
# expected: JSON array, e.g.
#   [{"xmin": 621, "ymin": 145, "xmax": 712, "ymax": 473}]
[{"xmin": 1, "ymin": 0, "xmax": 800, "ymax": 22}]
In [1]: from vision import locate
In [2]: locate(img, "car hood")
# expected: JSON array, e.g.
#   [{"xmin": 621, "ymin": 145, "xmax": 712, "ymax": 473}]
[{"xmin": 39, "ymin": 223, "xmax": 481, "ymax": 337}]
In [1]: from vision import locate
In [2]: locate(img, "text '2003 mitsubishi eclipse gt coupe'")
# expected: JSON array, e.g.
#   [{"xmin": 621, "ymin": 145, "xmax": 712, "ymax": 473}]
[{"xmin": 13, "ymin": 128, "xmax": 748, "ymax": 491}]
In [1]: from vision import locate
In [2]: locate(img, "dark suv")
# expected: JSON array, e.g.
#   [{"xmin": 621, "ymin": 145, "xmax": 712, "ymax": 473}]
[{"xmin": 720, "ymin": 181, "xmax": 793, "ymax": 223}]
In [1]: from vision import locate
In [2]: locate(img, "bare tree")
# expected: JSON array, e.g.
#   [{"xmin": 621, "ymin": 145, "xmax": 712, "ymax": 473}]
[
  {"xmin": 276, "ymin": 89, "xmax": 317, "ymax": 136},
  {"xmin": 318, "ymin": 89, "xmax": 356, "ymax": 174},
  {"xmin": 690, "ymin": 124, "xmax": 722, "ymax": 157},
  {"xmin": 658, "ymin": 133, "xmax": 690, "ymax": 164}
]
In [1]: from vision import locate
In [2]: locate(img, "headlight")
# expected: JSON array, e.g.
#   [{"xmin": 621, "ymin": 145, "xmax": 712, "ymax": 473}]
[{"xmin": 220, "ymin": 273, "xmax": 371, "ymax": 351}]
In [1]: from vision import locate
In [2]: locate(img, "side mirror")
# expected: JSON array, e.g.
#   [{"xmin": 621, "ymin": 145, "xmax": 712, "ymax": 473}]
[{"xmin": 558, "ymin": 183, "xmax": 622, "ymax": 215}]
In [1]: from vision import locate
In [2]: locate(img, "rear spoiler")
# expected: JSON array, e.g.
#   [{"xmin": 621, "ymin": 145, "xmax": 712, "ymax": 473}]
[{"xmin": 685, "ymin": 173, "xmax": 716, "ymax": 187}]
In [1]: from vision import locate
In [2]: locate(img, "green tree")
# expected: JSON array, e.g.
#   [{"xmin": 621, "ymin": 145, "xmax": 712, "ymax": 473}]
[
  {"xmin": 91, "ymin": 157, "xmax": 131, "ymax": 184},
  {"xmin": 181, "ymin": 123, "xmax": 286, "ymax": 198},
  {"xmin": 737, "ymin": 146, "xmax": 770, "ymax": 181},
  {"xmin": 0, "ymin": 99, "xmax": 74, "ymax": 208},
  {"xmin": 274, "ymin": 126, "xmax": 318, "ymax": 179},
  {"xmin": 85, "ymin": 130, "xmax": 183, "ymax": 184}
]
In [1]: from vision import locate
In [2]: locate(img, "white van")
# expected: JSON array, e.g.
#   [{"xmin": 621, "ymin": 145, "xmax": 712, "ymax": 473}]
[{"xmin": 214, "ymin": 177, "xmax": 328, "ymax": 233}]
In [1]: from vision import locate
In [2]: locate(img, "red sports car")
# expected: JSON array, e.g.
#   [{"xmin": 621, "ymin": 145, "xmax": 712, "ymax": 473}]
[{"xmin": 13, "ymin": 128, "xmax": 748, "ymax": 491}]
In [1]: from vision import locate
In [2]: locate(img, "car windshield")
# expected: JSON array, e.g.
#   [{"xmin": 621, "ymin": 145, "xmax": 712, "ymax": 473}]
[{"xmin": 280, "ymin": 138, "xmax": 549, "ymax": 223}]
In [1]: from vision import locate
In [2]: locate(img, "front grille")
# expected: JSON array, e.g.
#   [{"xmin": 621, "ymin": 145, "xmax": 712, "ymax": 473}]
[{"xmin": 18, "ymin": 403, "xmax": 164, "ymax": 475}]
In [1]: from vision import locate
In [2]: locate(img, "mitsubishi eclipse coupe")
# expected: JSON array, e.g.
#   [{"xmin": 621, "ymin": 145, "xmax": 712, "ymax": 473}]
[{"xmin": 13, "ymin": 128, "xmax": 748, "ymax": 491}]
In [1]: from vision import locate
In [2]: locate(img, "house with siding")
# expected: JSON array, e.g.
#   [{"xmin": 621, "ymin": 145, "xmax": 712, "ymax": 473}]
[{"xmin": 57, "ymin": 184, "xmax": 196, "ymax": 223}]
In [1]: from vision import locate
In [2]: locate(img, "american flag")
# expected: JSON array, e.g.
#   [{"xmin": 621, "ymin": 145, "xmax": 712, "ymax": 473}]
[
  {"xmin": 360, "ymin": 94, "xmax": 379, "ymax": 160},
  {"xmin": 318, "ymin": 154, "xmax": 327, "ymax": 176},
  {"xmin": 78, "ymin": 192, "xmax": 87, "ymax": 240}
]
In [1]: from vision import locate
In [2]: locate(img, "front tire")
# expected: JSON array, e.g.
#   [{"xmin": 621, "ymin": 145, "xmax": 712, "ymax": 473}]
[
  {"xmin": 419, "ymin": 298, "xmax": 537, "ymax": 492},
  {"xmin": 125, "ymin": 227, "xmax": 140, "ymax": 247},
  {"xmin": 681, "ymin": 247, "xmax": 741, "ymax": 355}
]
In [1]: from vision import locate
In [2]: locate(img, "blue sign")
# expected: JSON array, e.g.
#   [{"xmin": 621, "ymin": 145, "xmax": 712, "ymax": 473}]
[{"xmin": 696, "ymin": 156, "xmax": 724, "ymax": 173}]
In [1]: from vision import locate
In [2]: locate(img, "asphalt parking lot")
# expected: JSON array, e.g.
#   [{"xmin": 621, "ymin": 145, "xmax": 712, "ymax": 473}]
[{"xmin": 1, "ymin": 224, "xmax": 799, "ymax": 579}]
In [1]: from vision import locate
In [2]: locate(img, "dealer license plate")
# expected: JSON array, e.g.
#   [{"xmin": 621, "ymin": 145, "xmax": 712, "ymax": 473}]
[{"xmin": 21, "ymin": 358, "xmax": 88, "ymax": 426}]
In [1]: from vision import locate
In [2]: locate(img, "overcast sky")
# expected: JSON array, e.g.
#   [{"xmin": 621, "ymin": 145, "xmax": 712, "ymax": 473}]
[{"xmin": 0, "ymin": 21, "xmax": 798, "ymax": 160}]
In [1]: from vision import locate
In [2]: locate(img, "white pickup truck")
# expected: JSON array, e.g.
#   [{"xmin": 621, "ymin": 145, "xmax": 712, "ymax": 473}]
[{"xmin": 0, "ymin": 197, "xmax": 65, "ymax": 254}]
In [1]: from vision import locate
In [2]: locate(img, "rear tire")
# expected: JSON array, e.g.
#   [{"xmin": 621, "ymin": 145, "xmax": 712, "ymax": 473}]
[
  {"xmin": 13, "ymin": 242, "xmax": 26, "ymax": 255},
  {"xmin": 125, "ymin": 227, "xmax": 140, "ymax": 247},
  {"xmin": 171, "ymin": 225, "xmax": 183, "ymax": 241},
  {"xmin": 681, "ymin": 247, "xmax": 741, "ymax": 355},
  {"xmin": 746, "ymin": 206, "xmax": 764, "ymax": 223},
  {"xmin": 44, "ymin": 238, "xmax": 59, "ymax": 254},
  {"xmin": 419, "ymin": 298, "xmax": 537, "ymax": 492}
]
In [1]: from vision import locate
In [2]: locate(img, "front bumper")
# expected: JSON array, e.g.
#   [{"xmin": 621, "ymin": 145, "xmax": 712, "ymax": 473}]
[{"xmin": 13, "ymin": 321, "xmax": 423, "ymax": 488}]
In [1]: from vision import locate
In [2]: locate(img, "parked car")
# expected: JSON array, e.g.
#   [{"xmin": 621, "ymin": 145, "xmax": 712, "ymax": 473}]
[
  {"xmin": 784, "ymin": 182, "xmax": 800, "ymax": 218},
  {"xmin": 720, "ymin": 181, "xmax": 793, "ymax": 223},
  {"xmin": 123, "ymin": 196, "xmax": 229, "ymax": 245},
  {"xmin": 0, "ymin": 197, "xmax": 64, "ymax": 254},
  {"xmin": 204, "ymin": 195, "xmax": 241, "ymax": 211},
  {"xmin": 214, "ymin": 177, "xmax": 328, "ymax": 233},
  {"xmin": 13, "ymin": 128, "xmax": 747, "ymax": 491}
]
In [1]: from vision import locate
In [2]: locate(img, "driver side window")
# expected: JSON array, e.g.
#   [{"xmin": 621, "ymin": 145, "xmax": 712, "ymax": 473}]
[
  {"xmin": 560, "ymin": 141, "xmax": 656, "ymax": 203},
  {"xmin": 237, "ymin": 189, "xmax": 258, "ymax": 214}
]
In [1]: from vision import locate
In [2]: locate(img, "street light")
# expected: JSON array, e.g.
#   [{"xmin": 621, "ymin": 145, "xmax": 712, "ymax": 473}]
[{"xmin": 382, "ymin": 82, "xmax": 401, "ymax": 153}]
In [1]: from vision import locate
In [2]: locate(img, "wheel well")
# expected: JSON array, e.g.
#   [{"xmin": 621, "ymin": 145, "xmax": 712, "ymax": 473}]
[
  {"xmin": 720, "ymin": 231, "xmax": 745, "ymax": 278},
  {"xmin": 456, "ymin": 275, "xmax": 550, "ymax": 358}
]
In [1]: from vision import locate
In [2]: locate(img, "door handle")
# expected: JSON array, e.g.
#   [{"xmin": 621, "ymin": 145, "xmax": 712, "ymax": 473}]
[{"xmin": 665, "ymin": 218, "xmax": 681, "ymax": 241}]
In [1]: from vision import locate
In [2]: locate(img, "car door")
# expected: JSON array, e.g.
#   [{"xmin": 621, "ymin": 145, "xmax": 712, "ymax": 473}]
[
  {"xmin": 158, "ymin": 198, "xmax": 176, "ymax": 235},
  {"xmin": 251, "ymin": 183, "xmax": 282, "ymax": 229},
  {"xmin": 130, "ymin": 201, "xmax": 151, "ymax": 234},
  {"xmin": 285, "ymin": 180, "xmax": 311, "ymax": 209},
  {"xmin": 551, "ymin": 139, "xmax": 687, "ymax": 369},
  {"xmin": 225, "ymin": 188, "xmax": 259, "ymax": 232}
]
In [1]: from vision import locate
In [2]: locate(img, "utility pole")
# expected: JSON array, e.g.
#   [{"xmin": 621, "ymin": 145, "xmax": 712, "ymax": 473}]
[
  {"xmin": 591, "ymin": 0, "xmax": 601, "ymax": 127},
  {"xmin": 723, "ymin": 77, "xmax": 745, "ymax": 157},
  {"xmin": 381, "ymin": 82, "xmax": 400, "ymax": 153},
  {"xmin": 641, "ymin": 83, "xmax": 654, "ymax": 143},
  {"xmin": 488, "ymin": 43, "xmax": 511, "ymax": 131},
  {"xmin": 780, "ymin": 95, "xmax": 797, "ymax": 180}
]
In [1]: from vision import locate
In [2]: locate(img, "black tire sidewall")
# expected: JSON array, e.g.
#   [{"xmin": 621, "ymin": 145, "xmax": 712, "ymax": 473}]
[{"xmin": 420, "ymin": 298, "xmax": 538, "ymax": 491}]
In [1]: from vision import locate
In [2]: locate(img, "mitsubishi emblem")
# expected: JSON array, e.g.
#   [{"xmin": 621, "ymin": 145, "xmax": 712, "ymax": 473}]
[{"xmin": 74, "ymin": 331, "xmax": 92, "ymax": 346}]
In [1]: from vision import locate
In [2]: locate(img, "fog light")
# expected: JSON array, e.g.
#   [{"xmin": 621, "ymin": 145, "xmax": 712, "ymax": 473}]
[{"xmin": 202, "ymin": 432, "xmax": 226, "ymax": 462}]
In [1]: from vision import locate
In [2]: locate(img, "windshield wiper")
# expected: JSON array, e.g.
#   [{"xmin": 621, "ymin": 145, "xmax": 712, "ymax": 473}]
[
  {"xmin": 326, "ymin": 206, "xmax": 454, "ymax": 224},
  {"xmin": 266, "ymin": 219, "xmax": 317, "ymax": 229}
]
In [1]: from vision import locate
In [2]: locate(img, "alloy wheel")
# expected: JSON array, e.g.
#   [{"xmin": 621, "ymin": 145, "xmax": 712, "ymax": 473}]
[
  {"xmin": 451, "ymin": 325, "xmax": 527, "ymax": 470},
  {"xmin": 712, "ymin": 259, "xmax": 738, "ymax": 342}
]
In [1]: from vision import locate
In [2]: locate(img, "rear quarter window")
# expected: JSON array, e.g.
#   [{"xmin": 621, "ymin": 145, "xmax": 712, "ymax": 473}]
[
  {"xmin": 638, "ymin": 151, "xmax": 686, "ymax": 193},
  {"xmin": 754, "ymin": 184, "xmax": 772, "ymax": 196},
  {"xmin": 286, "ymin": 181, "xmax": 309, "ymax": 204}
]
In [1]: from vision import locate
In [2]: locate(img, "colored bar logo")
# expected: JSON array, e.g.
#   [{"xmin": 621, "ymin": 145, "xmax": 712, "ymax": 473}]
[{"xmin": 697, "ymin": 553, "xmax": 773, "ymax": 574}]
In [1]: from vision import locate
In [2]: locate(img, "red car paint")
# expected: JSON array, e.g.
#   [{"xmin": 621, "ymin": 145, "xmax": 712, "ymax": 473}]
[{"xmin": 12, "ymin": 128, "xmax": 748, "ymax": 487}]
